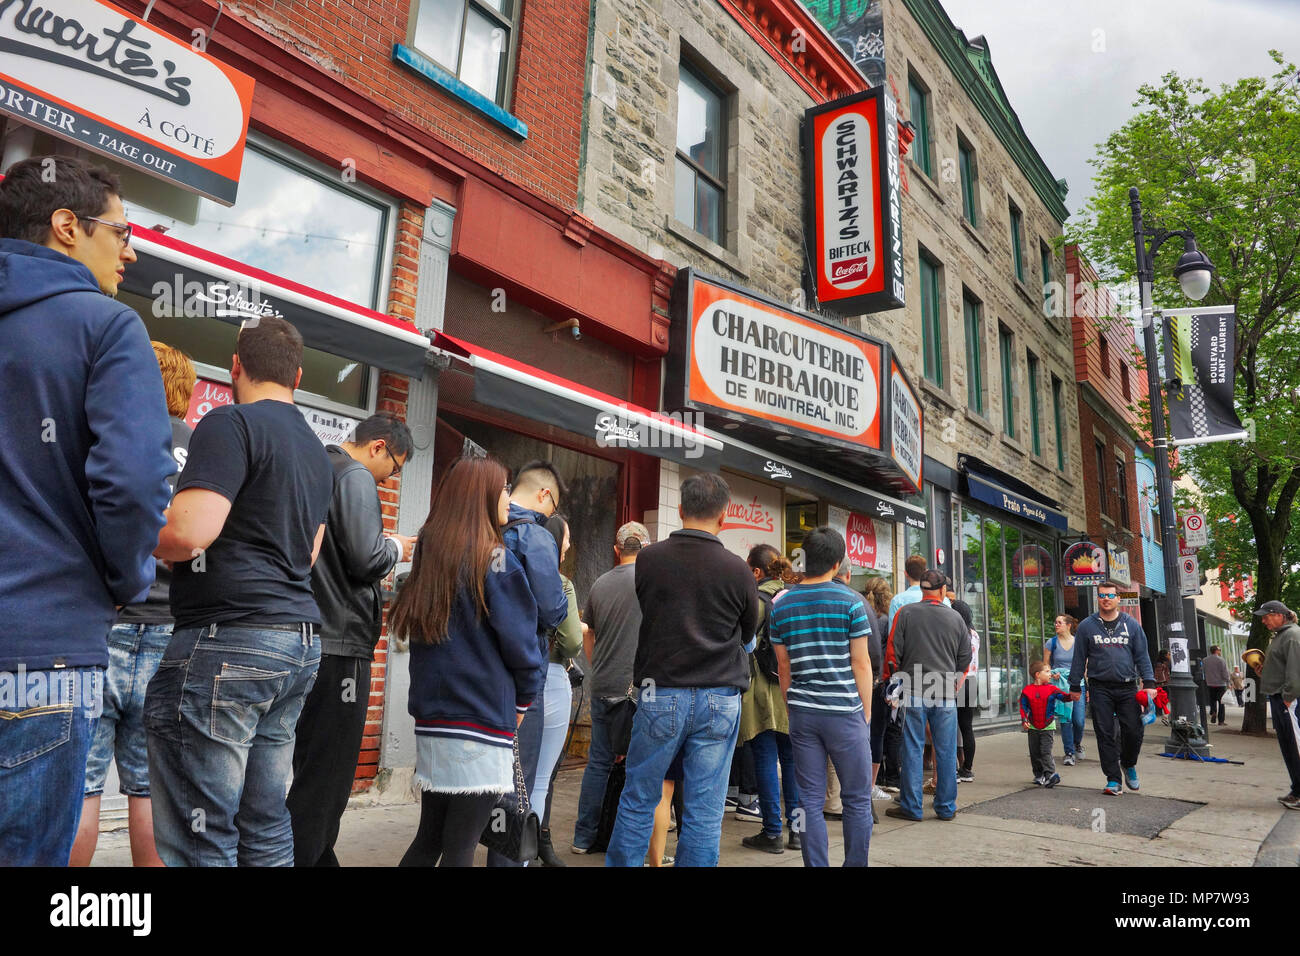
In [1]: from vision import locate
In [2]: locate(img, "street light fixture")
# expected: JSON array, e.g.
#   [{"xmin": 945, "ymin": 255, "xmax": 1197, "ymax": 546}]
[{"xmin": 1128, "ymin": 186, "xmax": 1214, "ymax": 756}]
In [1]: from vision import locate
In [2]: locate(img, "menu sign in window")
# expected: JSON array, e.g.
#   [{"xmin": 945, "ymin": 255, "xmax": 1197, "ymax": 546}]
[{"xmin": 888, "ymin": 358, "xmax": 921, "ymax": 494}]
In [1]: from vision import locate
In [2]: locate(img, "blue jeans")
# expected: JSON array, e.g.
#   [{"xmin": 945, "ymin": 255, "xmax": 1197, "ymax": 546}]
[
  {"xmin": 530, "ymin": 662, "xmax": 572, "ymax": 827},
  {"xmin": 750, "ymin": 730, "xmax": 799, "ymax": 837},
  {"xmin": 606, "ymin": 686, "xmax": 741, "ymax": 867},
  {"xmin": 900, "ymin": 698, "xmax": 958, "ymax": 819},
  {"xmin": 573, "ymin": 695, "xmax": 618, "ymax": 849},
  {"xmin": 0, "ymin": 666, "xmax": 101, "ymax": 865},
  {"xmin": 85, "ymin": 623, "xmax": 173, "ymax": 797},
  {"xmin": 1059, "ymin": 683, "xmax": 1087, "ymax": 755},
  {"xmin": 144, "ymin": 624, "xmax": 320, "ymax": 866},
  {"xmin": 788, "ymin": 708, "xmax": 871, "ymax": 866}
]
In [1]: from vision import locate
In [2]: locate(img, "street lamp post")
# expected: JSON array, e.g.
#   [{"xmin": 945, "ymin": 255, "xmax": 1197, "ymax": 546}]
[{"xmin": 1129, "ymin": 186, "xmax": 1214, "ymax": 756}]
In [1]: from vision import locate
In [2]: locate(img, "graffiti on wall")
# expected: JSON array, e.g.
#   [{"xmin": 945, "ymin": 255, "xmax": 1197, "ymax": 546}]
[{"xmin": 802, "ymin": 0, "xmax": 886, "ymax": 88}]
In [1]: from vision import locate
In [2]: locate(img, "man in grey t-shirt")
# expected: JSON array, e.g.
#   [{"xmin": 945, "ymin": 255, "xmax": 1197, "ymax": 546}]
[
  {"xmin": 1204, "ymin": 645, "xmax": 1231, "ymax": 725},
  {"xmin": 571, "ymin": 521, "xmax": 648, "ymax": 853}
]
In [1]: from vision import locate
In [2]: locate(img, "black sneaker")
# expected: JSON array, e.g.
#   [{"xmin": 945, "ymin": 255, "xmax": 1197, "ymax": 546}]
[
  {"xmin": 786, "ymin": 831, "xmax": 802, "ymax": 851},
  {"xmin": 1044, "ymin": 772, "xmax": 1061, "ymax": 788},
  {"xmin": 1279, "ymin": 794, "xmax": 1300, "ymax": 811},
  {"xmin": 957, "ymin": 769, "xmax": 974, "ymax": 783},
  {"xmin": 734, "ymin": 798, "xmax": 763, "ymax": 820},
  {"xmin": 884, "ymin": 806, "xmax": 922, "ymax": 822},
  {"xmin": 742, "ymin": 832, "xmax": 785, "ymax": 854}
]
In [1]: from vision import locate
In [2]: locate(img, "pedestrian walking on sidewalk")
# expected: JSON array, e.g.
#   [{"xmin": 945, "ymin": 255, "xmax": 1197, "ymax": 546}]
[
  {"xmin": 1249, "ymin": 601, "xmax": 1300, "ymax": 811},
  {"xmin": 1045, "ymin": 615, "xmax": 1085, "ymax": 764},
  {"xmin": 1020, "ymin": 661, "xmax": 1071, "ymax": 787},
  {"xmin": 605, "ymin": 473, "xmax": 760, "ymax": 867},
  {"xmin": 1231, "ymin": 666, "xmax": 1245, "ymax": 707},
  {"xmin": 391, "ymin": 456, "xmax": 543, "ymax": 866},
  {"xmin": 861, "ymin": 576, "xmax": 896, "ymax": 802},
  {"xmin": 1068, "ymin": 581, "xmax": 1155, "ymax": 797},
  {"xmin": 1204, "ymin": 645, "xmax": 1231, "ymax": 725},
  {"xmin": 772, "ymin": 528, "xmax": 875, "ymax": 866},
  {"xmin": 952, "ymin": 599, "xmax": 981, "ymax": 782}
]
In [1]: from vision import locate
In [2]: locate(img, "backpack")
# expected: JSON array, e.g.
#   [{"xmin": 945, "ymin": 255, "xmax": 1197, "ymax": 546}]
[{"xmin": 752, "ymin": 588, "xmax": 780, "ymax": 681}]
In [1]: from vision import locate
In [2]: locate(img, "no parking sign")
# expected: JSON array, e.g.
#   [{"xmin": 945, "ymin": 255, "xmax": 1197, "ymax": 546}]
[{"xmin": 1183, "ymin": 512, "xmax": 1208, "ymax": 548}]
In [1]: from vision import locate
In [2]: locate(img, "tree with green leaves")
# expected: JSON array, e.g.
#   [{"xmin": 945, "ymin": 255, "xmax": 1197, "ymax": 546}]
[{"xmin": 1070, "ymin": 52, "xmax": 1300, "ymax": 734}]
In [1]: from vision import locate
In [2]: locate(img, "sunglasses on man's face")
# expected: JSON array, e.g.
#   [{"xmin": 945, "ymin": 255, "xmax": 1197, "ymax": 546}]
[{"xmin": 1099, "ymin": 592, "xmax": 1118, "ymax": 599}]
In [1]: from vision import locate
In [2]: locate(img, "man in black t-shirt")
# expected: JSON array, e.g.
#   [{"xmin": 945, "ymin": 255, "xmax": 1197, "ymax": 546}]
[{"xmin": 146, "ymin": 316, "xmax": 334, "ymax": 867}]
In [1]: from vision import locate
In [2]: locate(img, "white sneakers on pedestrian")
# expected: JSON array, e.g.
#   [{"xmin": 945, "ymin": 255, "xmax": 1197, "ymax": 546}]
[{"xmin": 871, "ymin": 785, "xmax": 892, "ymax": 801}]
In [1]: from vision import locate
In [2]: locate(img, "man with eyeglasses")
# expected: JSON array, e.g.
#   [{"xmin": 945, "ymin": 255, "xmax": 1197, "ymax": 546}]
[
  {"xmin": 288, "ymin": 412, "xmax": 417, "ymax": 865},
  {"xmin": 1068, "ymin": 581, "xmax": 1156, "ymax": 796},
  {"xmin": 0, "ymin": 156, "xmax": 173, "ymax": 864},
  {"xmin": 490, "ymin": 460, "xmax": 571, "ymax": 867}
]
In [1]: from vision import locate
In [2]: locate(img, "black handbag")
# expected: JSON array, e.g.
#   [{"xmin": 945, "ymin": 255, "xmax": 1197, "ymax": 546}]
[
  {"xmin": 478, "ymin": 737, "xmax": 539, "ymax": 862},
  {"xmin": 607, "ymin": 694, "xmax": 637, "ymax": 757}
]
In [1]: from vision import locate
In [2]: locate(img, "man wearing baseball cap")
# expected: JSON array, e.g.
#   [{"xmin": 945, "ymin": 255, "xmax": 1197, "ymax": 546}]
[
  {"xmin": 1250, "ymin": 600, "xmax": 1300, "ymax": 809},
  {"xmin": 571, "ymin": 521, "xmax": 650, "ymax": 852}
]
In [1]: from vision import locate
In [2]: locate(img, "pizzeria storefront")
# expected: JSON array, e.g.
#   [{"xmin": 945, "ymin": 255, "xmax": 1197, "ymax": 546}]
[{"xmin": 954, "ymin": 456, "xmax": 1072, "ymax": 724}]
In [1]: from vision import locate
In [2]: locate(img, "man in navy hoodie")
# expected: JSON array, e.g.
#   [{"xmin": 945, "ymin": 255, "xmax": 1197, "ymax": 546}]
[
  {"xmin": 1069, "ymin": 581, "xmax": 1156, "ymax": 796},
  {"xmin": 0, "ymin": 156, "xmax": 174, "ymax": 865}
]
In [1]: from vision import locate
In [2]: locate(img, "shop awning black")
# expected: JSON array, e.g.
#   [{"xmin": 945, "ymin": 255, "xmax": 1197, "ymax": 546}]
[
  {"xmin": 713, "ymin": 430, "xmax": 927, "ymax": 528},
  {"xmin": 959, "ymin": 455, "xmax": 1069, "ymax": 532},
  {"xmin": 122, "ymin": 226, "xmax": 432, "ymax": 378},
  {"xmin": 430, "ymin": 331, "xmax": 723, "ymax": 470}
]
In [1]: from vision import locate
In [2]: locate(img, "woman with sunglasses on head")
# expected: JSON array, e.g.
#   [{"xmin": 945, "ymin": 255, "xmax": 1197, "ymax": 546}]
[
  {"xmin": 391, "ymin": 456, "xmax": 544, "ymax": 866},
  {"xmin": 531, "ymin": 513, "xmax": 585, "ymax": 867}
]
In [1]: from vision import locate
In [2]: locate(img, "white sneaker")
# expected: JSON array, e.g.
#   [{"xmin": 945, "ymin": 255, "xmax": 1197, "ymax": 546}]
[{"xmin": 871, "ymin": 785, "xmax": 893, "ymax": 801}]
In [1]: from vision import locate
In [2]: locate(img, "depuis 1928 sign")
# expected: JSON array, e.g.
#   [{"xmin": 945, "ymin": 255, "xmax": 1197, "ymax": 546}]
[
  {"xmin": 0, "ymin": 0, "xmax": 255, "ymax": 204},
  {"xmin": 803, "ymin": 85, "xmax": 905, "ymax": 316}
]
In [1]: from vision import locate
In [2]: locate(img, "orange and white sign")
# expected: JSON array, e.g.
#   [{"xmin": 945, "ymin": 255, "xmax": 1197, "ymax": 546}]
[
  {"xmin": 684, "ymin": 275, "xmax": 884, "ymax": 450},
  {"xmin": 0, "ymin": 0, "xmax": 254, "ymax": 203}
]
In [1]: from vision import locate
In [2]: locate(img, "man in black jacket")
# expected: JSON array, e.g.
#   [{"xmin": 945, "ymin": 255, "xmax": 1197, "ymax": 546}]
[
  {"xmin": 605, "ymin": 473, "xmax": 761, "ymax": 867},
  {"xmin": 287, "ymin": 413, "xmax": 415, "ymax": 865}
]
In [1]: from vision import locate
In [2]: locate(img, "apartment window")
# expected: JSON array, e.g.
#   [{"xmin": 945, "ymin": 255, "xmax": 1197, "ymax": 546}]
[
  {"xmin": 1096, "ymin": 441, "xmax": 1109, "ymax": 516},
  {"xmin": 1051, "ymin": 374, "xmax": 1066, "ymax": 471},
  {"xmin": 963, "ymin": 292, "xmax": 984, "ymax": 415},
  {"xmin": 908, "ymin": 74, "xmax": 933, "ymax": 178},
  {"xmin": 1099, "ymin": 334, "xmax": 1111, "ymax": 377},
  {"xmin": 1040, "ymin": 241, "xmax": 1052, "ymax": 309},
  {"xmin": 958, "ymin": 137, "xmax": 978, "ymax": 227},
  {"xmin": 674, "ymin": 64, "xmax": 727, "ymax": 245},
  {"xmin": 1027, "ymin": 350, "xmax": 1042, "ymax": 456},
  {"xmin": 1116, "ymin": 455, "xmax": 1131, "ymax": 529},
  {"xmin": 410, "ymin": 0, "xmax": 520, "ymax": 107},
  {"xmin": 1121, "ymin": 362, "xmax": 1132, "ymax": 401},
  {"xmin": 919, "ymin": 249, "xmax": 944, "ymax": 386},
  {"xmin": 999, "ymin": 324, "xmax": 1015, "ymax": 438},
  {"xmin": 1009, "ymin": 202, "xmax": 1025, "ymax": 282}
]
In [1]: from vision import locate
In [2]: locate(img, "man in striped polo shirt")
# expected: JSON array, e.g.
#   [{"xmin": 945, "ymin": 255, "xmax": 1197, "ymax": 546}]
[{"xmin": 770, "ymin": 527, "xmax": 874, "ymax": 867}]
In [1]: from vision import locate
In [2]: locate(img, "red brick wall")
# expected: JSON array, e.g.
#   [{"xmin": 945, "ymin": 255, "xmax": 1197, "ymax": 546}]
[
  {"xmin": 1076, "ymin": 397, "xmax": 1146, "ymax": 588},
  {"xmin": 232, "ymin": 0, "xmax": 588, "ymax": 210},
  {"xmin": 1065, "ymin": 245, "xmax": 1148, "ymax": 440}
]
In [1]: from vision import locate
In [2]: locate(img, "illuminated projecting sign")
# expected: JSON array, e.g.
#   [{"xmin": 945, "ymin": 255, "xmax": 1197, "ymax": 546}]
[{"xmin": 803, "ymin": 85, "xmax": 905, "ymax": 315}]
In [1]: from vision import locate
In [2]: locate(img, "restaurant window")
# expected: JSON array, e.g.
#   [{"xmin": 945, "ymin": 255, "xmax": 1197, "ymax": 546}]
[
  {"xmin": 410, "ymin": 0, "xmax": 521, "ymax": 107},
  {"xmin": 1096, "ymin": 441, "xmax": 1109, "ymax": 516},
  {"xmin": 675, "ymin": 62, "xmax": 727, "ymax": 245},
  {"xmin": 963, "ymin": 291, "xmax": 984, "ymax": 415},
  {"xmin": 958, "ymin": 136, "xmax": 978, "ymax": 227},
  {"xmin": 1052, "ymin": 374, "xmax": 1066, "ymax": 471},
  {"xmin": 920, "ymin": 248, "xmax": 944, "ymax": 387},
  {"xmin": 998, "ymin": 324, "xmax": 1015, "ymax": 438},
  {"xmin": 1116, "ymin": 454, "xmax": 1131, "ymax": 529},
  {"xmin": 1027, "ymin": 350, "xmax": 1042, "ymax": 456},
  {"xmin": 1009, "ymin": 201, "xmax": 1025, "ymax": 283},
  {"xmin": 908, "ymin": 72, "xmax": 933, "ymax": 179}
]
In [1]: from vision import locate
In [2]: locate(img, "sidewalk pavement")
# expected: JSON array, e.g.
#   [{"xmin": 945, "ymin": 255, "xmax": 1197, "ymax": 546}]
[{"xmin": 89, "ymin": 699, "xmax": 1299, "ymax": 867}]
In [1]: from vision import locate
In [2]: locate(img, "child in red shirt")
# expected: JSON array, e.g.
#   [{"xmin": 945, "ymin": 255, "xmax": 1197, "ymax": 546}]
[{"xmin": 1021, "ymin": 661, "xmax": 1073, "ymax": 787}]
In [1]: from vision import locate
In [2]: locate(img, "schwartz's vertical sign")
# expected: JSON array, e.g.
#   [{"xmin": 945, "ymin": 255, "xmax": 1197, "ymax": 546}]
[
  {"xmin": 0, "ymin": 0, "xmax": 254, "ymax": 204},
  {"xmin": 804, "ymin": 85, "xmax": 905, "ymax": 316}
]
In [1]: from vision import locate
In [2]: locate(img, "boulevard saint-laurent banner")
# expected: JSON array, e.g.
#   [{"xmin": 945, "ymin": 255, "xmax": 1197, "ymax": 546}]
[
  {"xmin": 803, "ymin": 86, "xmax": 905, "ymax": 316},
  {"xmin": 1164, "ymin": 305, "xmax": 1247, "ymax": 446}
]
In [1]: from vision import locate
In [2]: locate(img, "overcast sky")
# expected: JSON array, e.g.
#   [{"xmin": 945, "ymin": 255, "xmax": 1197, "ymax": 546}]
[{"xmin": 930, "ymin": 0, "xmax": 1300, "ymax": 223}]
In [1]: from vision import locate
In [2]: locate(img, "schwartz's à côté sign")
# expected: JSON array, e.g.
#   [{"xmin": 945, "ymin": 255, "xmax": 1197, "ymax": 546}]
[
  {"xmin": 0, "ymin": 0, "xmax": 254, "ymax": 204},
  {"xmin": 803, "ymin": 86, "xmax": 905, "ymax": 316}
]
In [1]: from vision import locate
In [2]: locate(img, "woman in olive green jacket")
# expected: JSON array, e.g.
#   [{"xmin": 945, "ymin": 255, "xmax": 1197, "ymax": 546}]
[{"xmin": 738, "ymin": 544, "xmax": 802, "ymax": 853}]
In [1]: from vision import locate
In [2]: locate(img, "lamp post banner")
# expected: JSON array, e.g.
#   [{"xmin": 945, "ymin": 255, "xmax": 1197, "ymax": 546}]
[{"xmin": 1163, "ymin": 305, "xmax": 1247, "ymax": 445}]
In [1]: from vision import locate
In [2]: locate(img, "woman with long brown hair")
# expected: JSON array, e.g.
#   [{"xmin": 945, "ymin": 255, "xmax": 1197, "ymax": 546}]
[{"xmin": 392, "ymin": 456, "xmax": 544, "ymax": 867}]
